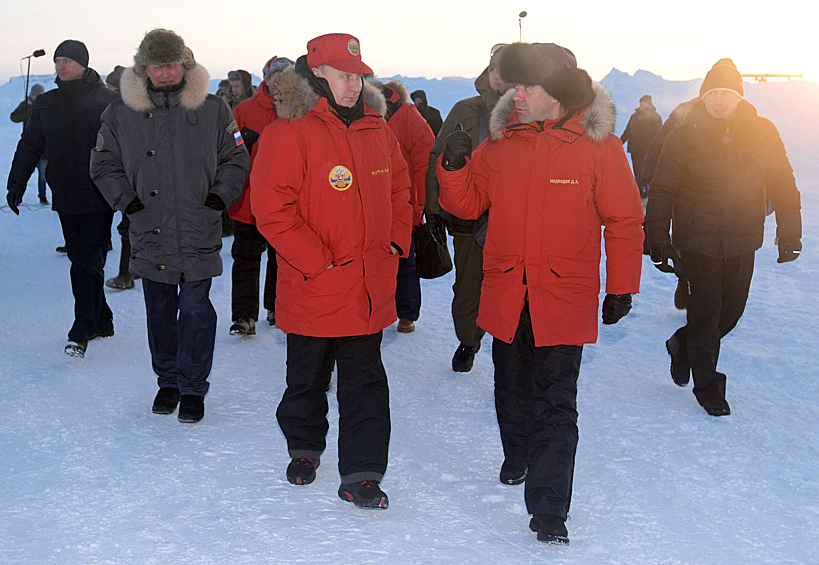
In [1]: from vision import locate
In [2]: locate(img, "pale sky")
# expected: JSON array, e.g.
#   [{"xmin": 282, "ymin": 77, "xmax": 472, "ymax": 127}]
[{"xmin": 2, "ymin": 0, "xmax": 815, "ymax": 84}]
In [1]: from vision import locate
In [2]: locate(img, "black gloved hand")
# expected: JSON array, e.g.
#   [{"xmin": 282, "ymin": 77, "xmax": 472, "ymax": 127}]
[
  {"xmin": 240, "ymin": 127, "xmax": 260, "ymax": 155},
  {"xmin": 124, "ymin": 196, "xmax": 145, "ymax": 215},
  {"xmin": 441, "ymin": 124, "xmax": 472, "ymax": 171},
  {"xmin": 602, "ymin": 293, "xmax": 632, "ymax": 325},
  {"xmin": 426, "ymin": 213, "xmax": 447, "ymax": 241},
  {"xmin": 6, "ymin": 182, "xmax": 25, "ymax": 215},
  {"xmin": 205, "ymin": 192, "xmax": 226, "ymax": 211},
  {"xmin": 777, "ymin": 236, "xmax": 801, "ymax": 263},
  {"xmin": 650, "ymin": 245, "xmax": 680, "ymax": 274}
]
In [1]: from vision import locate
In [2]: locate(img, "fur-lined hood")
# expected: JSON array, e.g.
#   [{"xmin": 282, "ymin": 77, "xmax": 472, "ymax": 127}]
[
  {"xmin": 274, "ymin": 65, "xmax": 386, "ymax": 121},
  {"xmin": 488, "ymin": 81, "xmax": 616, "ymax": 143},
  {"xmin": 120, "ymin": 63, "xmax": 210, "ymax": 112}
]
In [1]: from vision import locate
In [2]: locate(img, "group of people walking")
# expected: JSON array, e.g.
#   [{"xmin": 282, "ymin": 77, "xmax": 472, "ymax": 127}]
[{"xmin": 5, "ymin": 31, "xmax": 802, "ymax": 546}]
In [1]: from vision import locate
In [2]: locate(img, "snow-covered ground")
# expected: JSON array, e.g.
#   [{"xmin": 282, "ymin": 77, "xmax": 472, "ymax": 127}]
[{"xmin": 1, "ymin": 74, "xmax": 817, "ymax": 565}]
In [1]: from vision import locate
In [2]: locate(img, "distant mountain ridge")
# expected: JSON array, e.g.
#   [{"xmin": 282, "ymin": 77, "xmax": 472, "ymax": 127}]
[{"xmin": 2, "ymin": 69, "xmax": 816, "ymax": 151}]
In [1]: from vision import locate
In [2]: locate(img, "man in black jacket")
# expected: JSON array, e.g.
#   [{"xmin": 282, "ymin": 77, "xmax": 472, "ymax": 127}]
[
  {"xmin": 411, "ymin": 89, "xmax": 443, "ymax": 136},
  {"xmin": 646, "ymin": 59, "xmax": 802, "ymax": 416},
  {"xmin": 7, "ymin": 40, "xmax": 119, "ymax": 358}
]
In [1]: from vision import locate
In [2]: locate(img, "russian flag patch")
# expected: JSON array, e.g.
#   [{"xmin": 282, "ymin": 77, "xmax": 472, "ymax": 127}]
[{"xmin": 234, "ymin": 130, "xmax": 244, "ymax": 146}]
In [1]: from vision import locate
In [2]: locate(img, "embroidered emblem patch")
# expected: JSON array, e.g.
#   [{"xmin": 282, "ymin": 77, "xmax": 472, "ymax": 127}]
[
  {"xmin": 329, "ymin": 165, "xmax": 353, "ymax": 191},
  {"xmin": 95, "ymin": 133, "xmax": 104, "ymax": 151},
  {"xmin": 234, "ymin": 130, "xmax": 244, "ymax": 147},
  {"xmin": 347, "ymin": 39, "xmax": 360, "ymax": 56}
]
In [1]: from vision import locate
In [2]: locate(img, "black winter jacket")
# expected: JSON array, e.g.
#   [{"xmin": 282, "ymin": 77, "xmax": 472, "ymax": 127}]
[
  {"xmin": 90, "ymin": 64, "xmax": 249, "ymax": 285},
  {"xmin": 646, "ymin": 99, "xmax": 801, "ymax": 259},
  {"xmin": 7, "ymin": 69, "xmax": 118, "ymax": 214}
]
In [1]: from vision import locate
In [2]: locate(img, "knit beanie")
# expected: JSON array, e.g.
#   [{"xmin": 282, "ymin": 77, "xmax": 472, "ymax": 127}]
[
  {"xmin": 700, "ymin": 58, "xmax": 744, "ymax": 98},
  {"xmin": 133, "ymin": 29, "xmax": 195, "ymax": 77},
  {"xmin": 500, "ymin": 42, "xmax": 595, "ymax": 111},
  {"xmin": 54, "ymin": 40, "xmax": 89, "ymax": 68},
  {"xmin": 105, "ymin": 65, "xmax": 125, "ymax": 89}
]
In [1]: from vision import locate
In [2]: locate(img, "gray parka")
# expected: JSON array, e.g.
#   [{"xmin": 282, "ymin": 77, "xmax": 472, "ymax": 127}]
[{"xmin": 90, "ymin": 64, "xmax": 249, "ymax": 284}]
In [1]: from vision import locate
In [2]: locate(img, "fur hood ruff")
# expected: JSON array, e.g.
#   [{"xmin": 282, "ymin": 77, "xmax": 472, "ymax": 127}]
[
  {"xmin": 274, "ymin": 65, "xmax": 386, "ymax": 121},
  {"xmin": 489, "ymin": 81, "xmax": 616, "ymax": 143},
  {"xmin": 120, "ymin": 64, "xmax": 210, "ymax": 112}
]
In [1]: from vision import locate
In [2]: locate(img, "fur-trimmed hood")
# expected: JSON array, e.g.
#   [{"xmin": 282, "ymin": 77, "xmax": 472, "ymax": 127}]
[
  {"xmin": 119, "ymin": 63, "xmax": 210, "ymax": 112},
  {"xmin": 274, "ymin": 65, "xmax": 386, "ymax": 121},
  {"xmin": 488, "ymin": 81, "xmax": 616, "ymax": 142}
]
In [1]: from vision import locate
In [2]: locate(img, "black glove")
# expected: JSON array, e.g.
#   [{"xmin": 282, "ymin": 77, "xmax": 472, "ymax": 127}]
[
  {"xmin": 602, "ymin": 293, "xmax": 632, "ymax": 325},
  {"xmin": 426, "ymin": 213, "xmax": 447, "ymax": 240},
  {"xmin": 124, "ymin": 196, "xmax": 145, "ymax": 215},
  {"xmin": 6, "ymin": 182, "xmax": 25, "ymax": 215},
  {"xmin": 240, "ymin": 127, "xmax": 260, "ymax": 155},
  {"xmin": 441, "ymin": 124, "xmax": 472, "ymax": 171},
  {"xmin": 650, "ymin": 245, "xmax": 681, "ymax": 274},
  {"xmin": 777, "ymin": 236, "xmax": 802, "ymax": 263},
  {"xmin": 204, "ymin": 192, "xmax": 226, "ymax": 211}
]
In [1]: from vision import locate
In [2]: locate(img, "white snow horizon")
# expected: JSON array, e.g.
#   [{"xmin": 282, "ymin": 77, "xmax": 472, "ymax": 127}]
[{"xmin": 1, "ymin": 71, "xmax": 817, "ymax": 564}]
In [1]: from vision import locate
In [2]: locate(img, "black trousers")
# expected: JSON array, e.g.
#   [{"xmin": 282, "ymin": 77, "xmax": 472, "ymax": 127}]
[
  {"xmin": 492, "ymin": 304, "xmax": 583, "ymax": 518},
  {"xmin": 231, "ymin": 220, "xmax": 277, "ymax": 321},
  {"xmin": 276, "ymin": 332, "xmax": 391, "ymax": 484},
  {"xmin": 59, "ymin": 212, "xmax": 114, "ymax": 343},
  {"xmin": 675, "ymin": 251, "xmax": 755, "ymax": 407},
  {"xmin": 451, "ymin": 231, "xmax": 485, "ymax": 347},
  {"xmin": 142, "ymin": 278, "xmax": 216, "ymax": 397},
  {"xmin": 395, "ymin": 233, "xmax": 421, "ymax": 321}
]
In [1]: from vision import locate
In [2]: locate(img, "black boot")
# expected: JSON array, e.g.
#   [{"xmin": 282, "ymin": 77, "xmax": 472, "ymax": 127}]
[
  {"xmin": 499, "ymin": 459, "xmax": 527, "ymax": 485},
  {"xmin": 152, "ymin": 388, "xmax": 181, "ymax": 415},
  {"xmin": 452, "ymin": 342, "xmax": 481, "ymax": 373},
  {"xmin": 529, "ymin": 514, "xmax": 569, "ymax": 545},
  {"xmin": 666, "ymin": 332, "xmax": 690, "ymax": 387},
  {"xmin": 178, "ymin": 395, "xmax": 205, "ymax": 423}
]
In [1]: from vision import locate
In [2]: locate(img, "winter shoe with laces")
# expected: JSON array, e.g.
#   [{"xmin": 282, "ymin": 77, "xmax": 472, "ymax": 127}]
[
  {"xmin": 286, "ymin": 458, "xmax": 320, "ymax": 485},
  {"xmin": 229, "ymin": 317, "xmax": 256, "ymax": 336},
  {"xmin": 177, "ymin": 395, "xmax": 204, "ymax": 423},
  {"xmin": 152, "ymin": 387, "xmax": 181, "ymax": 415},
  {"xmin": 64, "ymin": 340, "xmax": 87, "ymax": 358},
  {"xmin": 529, "ymin": 514, "xmax": 569, "ymax": 545},
  {"xmin": 338, "ymin": 480, "xmax": 389, "ymax": 509},
  {"xmin": 266, "ymin": 309, "xmax": 276, "ymax": 326},
  {"xmin": 452, "ymin": 342, "xmax": 480, "ymax": 372}
]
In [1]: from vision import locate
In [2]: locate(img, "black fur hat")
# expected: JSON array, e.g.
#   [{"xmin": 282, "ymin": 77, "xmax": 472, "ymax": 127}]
[
  {"xmin": 134, "ymin": 29, "xmax": 195, "ymax": 76},
  {"xmin": 500, "ymin": 42, "xmax": 595, "ymax": 111}
]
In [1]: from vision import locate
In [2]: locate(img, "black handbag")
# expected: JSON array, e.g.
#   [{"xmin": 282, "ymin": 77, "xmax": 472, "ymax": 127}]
[{"xmin": 414, "ymin": 221, "xmax": 453, "ymax": 279}]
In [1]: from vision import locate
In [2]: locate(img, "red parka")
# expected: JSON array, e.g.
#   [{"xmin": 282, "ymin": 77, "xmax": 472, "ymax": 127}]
[
  {"xmin": 380, "ymin": 80, "xmax": 434, "ymax": 226},
  {"xmin": 229, "ymin": 81, "xmax": 278, "ymax": 224},
  {"xmin": 250, "ymin": 67, "xmax": 413, "ymax": 337},
  {"xmin": 439, "ymin": 83, "xmax": 644, "ymax": 347}
]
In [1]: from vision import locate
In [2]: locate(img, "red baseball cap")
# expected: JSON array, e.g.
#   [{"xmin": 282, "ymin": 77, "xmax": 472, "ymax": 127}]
[{"xmin": 306, "ymin": 33, "xmax": 373, "ymax": 74}]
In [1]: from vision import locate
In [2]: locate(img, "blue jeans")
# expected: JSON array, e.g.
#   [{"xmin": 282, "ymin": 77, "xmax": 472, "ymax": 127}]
[
  {"xmin": 142, "ymin": 278, "xmax": 217, "ymax": 397},
  {"xmin": 395, "ymin": 234, "xmax": 421, "ymax": 321},
  {"xmin": 36, "ymin": 158, "xmax": 48, "ymax": 199}
]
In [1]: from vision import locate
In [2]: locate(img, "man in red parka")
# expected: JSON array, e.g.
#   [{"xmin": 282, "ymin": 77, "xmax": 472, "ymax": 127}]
[
  {"xmin": 372, "ymin": 78, "xmax": 435, "ymax": 333},
  {"xmin": 228, "ymin": 56, "xmax": 293, "ymax": 336},
  {"xmin": 438, "ymin": 42, "xmax": 644, "ymax": 544},
  {"xmin": 250, "ymin": 34, "xmax": 412, "ymax": 509}
]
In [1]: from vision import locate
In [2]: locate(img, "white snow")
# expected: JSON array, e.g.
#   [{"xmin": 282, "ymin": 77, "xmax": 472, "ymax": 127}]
[{"xmin": 1, "ymin": 72, "xmax": 817, "ymax": 565}]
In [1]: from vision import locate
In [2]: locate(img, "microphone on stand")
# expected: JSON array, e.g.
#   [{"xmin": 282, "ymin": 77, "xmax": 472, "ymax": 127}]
[{"xmin": 22, "ymin": 49, "xmax": 46, "ymax": 113}]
